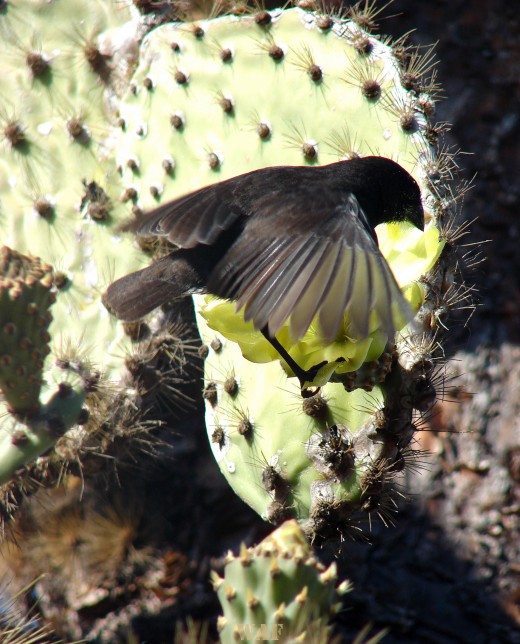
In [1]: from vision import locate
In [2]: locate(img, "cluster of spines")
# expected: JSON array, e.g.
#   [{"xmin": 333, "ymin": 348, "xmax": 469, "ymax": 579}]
[
  {"xmin": 123, "ymin": 319, "xmax": 202, "ymax": 417},
  {"xmin": 201, "ymin": 329, "xmax": 432, "ymax": 536},
  {"xmin": 0, "ymin": 578, "xmax": 57, "ymax": 643}
]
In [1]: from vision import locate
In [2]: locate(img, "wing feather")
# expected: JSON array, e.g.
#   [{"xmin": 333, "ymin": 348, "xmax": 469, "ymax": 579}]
[
  {"xmin": 284, "ymin": 242, "xmax": 342, "ymax": 340},
  {"xmin": 317, "ymin": 248, "xmax": 356, "ymax": 342},
  {"xmin": 237, "ymin": 237, "xmax": 322, "ymax": 308},
  {"xmin": 210, "ymin": 196, "xmax": 413, "ymax": 341},
  {"xmin": 249, "ymin": 239, "xmax": 331, "ymax": 334},
  {"xmin": 227, "ymin": 239, "xmax": 299, "ymax": 304},
  {"xmin": 347, "ymin": 250, "xmax": 372, "ymax": 337},
  {"xmin": 138, "ymin": 186, "xmax": 240, "ymax": 248}
]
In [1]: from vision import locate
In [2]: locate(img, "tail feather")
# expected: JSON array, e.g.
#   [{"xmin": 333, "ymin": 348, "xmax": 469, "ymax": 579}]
[
  {"xmin": 103, "ymin": 269, "xmax": 179, "ymax": 321},
  {"xmin": 103, "ymin": 251, "xmax": 209, "ymax": 321}
]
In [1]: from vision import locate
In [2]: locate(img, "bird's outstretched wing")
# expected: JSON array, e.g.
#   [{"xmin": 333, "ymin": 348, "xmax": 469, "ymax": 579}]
[
  {"xmin": 138, "ymin": 184, "xmax": 241, "ymax": 248},
  {"xmin": 209, "ymin": 193, "xmax": 411, "ymax": 342},
  {"xmin": 134, "ymin": 168, "xmax": 412, "ymax": 342}
]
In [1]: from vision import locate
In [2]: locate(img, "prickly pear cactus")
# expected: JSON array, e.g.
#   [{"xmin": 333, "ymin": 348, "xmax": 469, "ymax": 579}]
[
  {"xmin": 0, "ymin": 247, "xmax": 89, "ymax": 486},
  {"xmin": 0, "ymin": 0, "xmax": 139, "ymax": 380},
  {"xmin": 0, "ymin": 0, "xmax": 150, "ymax": 507},
  {"xmin": 0, "ymin": 1, "xmax": 465, "ymax": 544},
  {"xmin": 110, "ymin": 4, "xmax": 459, "ymax": 537},
  {"xmin": 0, "ymin": 247, "xmax": 54, "ymax": 417},
  {"xmin": 0, "ymin": 1, "xmax": 471, "ymax": 639},
  {"xmin": 212, "ymin": 519, "xmax": 349, "ymax": 643}
]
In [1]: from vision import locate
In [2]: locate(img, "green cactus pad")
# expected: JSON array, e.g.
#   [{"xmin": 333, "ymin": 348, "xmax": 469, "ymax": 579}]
[
  {"xmin": 0, "ymin": 247, "xmax": 55, "ymax": 415},
  {"xmin": 0, "ymin": 358, "xmax": 88, "ymax": 485},
  {"xmin": 116, "ymin": 7, "xmax": 434, "ymax": 203},
  {"xmin": 213, "ymin": 519, "xmax": 348, "ymax": 643},
  {"xmin": 0, "ymin": 0, "xmax": 141, "ymax": 386},
  {"xmin": 113, "ymin": 5, "xmax": 444, "ymax": 371}
]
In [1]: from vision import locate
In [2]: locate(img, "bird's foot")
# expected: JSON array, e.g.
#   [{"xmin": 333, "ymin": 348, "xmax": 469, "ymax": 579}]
[
  {"xmin": 260, "ymin": 327, "xmax": 327, "ymax": 396},
  {"xmin": 298, "ymin": 361, "xmax": 328, "ymax": 397}
]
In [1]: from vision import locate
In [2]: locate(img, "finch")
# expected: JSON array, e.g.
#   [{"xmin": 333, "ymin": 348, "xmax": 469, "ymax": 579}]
[{"xmin": 103, "ymin": 156, "xmax": 424, "ymax": 385}]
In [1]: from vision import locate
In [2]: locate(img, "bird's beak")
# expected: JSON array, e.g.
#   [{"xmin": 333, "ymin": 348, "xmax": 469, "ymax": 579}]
[{"xmin": 415, "ymin": 207, "xmax": 425, "ymax": 231}]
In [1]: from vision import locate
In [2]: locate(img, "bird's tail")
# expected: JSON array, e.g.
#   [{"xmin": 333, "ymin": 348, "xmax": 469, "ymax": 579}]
[
  {"xmin": 102, "ymin": 269, "xmax": 172, "ymax": 321},
  {"xmin": 102, "ymin": 252, "xmax": 206, "ymax": 321}
]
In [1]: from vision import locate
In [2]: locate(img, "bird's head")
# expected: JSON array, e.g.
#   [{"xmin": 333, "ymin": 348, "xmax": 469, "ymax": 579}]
[
  {"xmin": 346, "ymin": 156, "xmax": 425, "ymax": 232},
  {"xmin": 376, "ymin": 157, "xmax": 425, "ymax": 231}
]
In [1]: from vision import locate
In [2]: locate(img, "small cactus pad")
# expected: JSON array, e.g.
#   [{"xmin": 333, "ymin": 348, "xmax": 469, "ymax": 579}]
[
  {"xmin": 0, "ymin": 358, "xmax": 88, "ymax": 485},
  {"xmin": 0, "ymin": 247, "xmax": 54, "ymax": 415},
  {"xmin": 213, "ymin": 519, "xmax": 349, "ymax": 643}
]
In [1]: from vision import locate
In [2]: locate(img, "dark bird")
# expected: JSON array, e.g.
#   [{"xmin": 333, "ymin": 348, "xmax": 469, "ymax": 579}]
[{"xmin": 103, "ymin": 156, "xmax": 424, "ymax": 387}]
